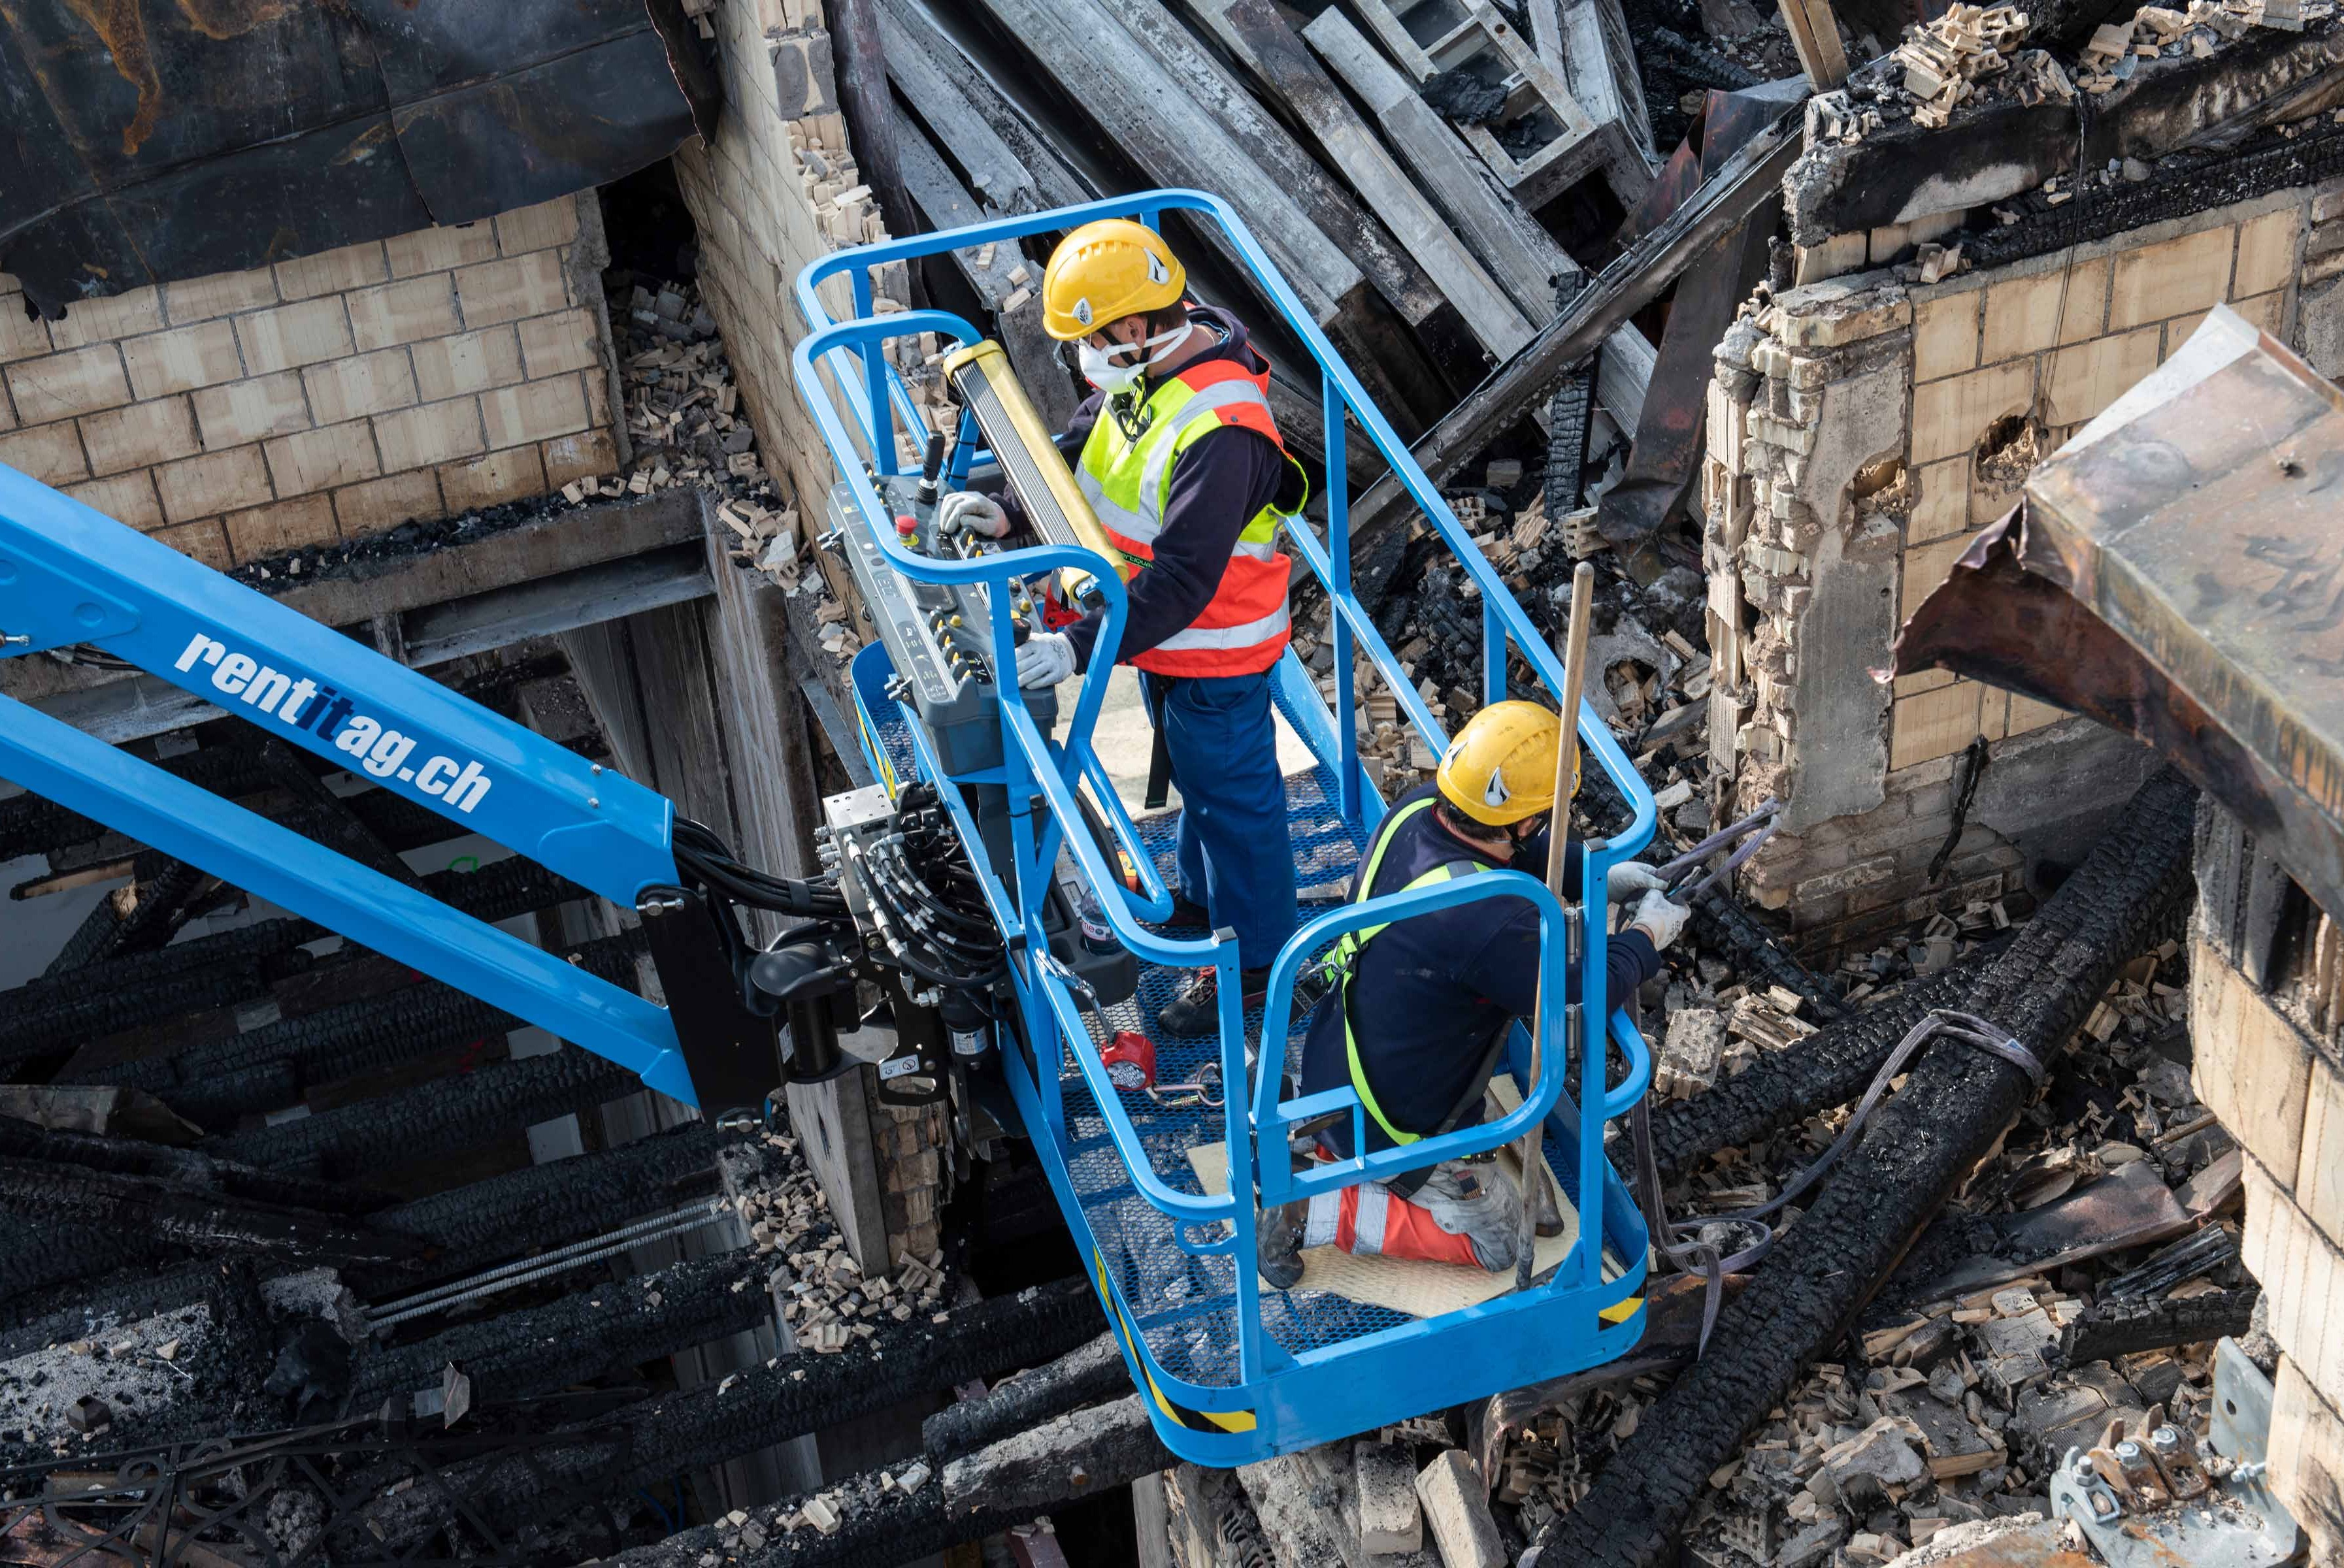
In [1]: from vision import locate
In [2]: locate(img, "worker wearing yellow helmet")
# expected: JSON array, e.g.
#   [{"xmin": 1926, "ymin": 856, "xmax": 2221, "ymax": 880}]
[
  {"xmin": 938, "ymin": 218, "xmax": 1308, "ymax": 1037},
  {"xmin": 1263, "ymin": 701, "xmax": 1688, "ymax": 1284}
]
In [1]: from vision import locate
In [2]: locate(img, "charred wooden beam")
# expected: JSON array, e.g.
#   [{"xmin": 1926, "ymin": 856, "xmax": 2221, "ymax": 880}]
[
  {"xmin": 0, "ymin": 856, "xmax": 597, "ymax": 1068},
  {"xmin": 0, "ymin": 1213, "xmax": 150, "ymax": 1314},
  {"xmin": 919, "ymin": 1331, "xmax": 1128, "ymax": 1458},
  {"xmin": 939, "ymin": 1391, "xmax": 1176, "ymax": 1529},
  {"xmin": 1528, "ymin": 770, "xmax": 2198, "ymax": 1568},
  {"xmin": 254, "ymin": 740, "xmax": 420, "ymax": 886},
  {"xmin": 964, "ymin": 0, "xmax": 1364, "ymax": 323},
  {"xmin": 1689, "ymin": 886, "xmax": 1846, "ymax": 1024},
  {"xmin": 610, "ymin": 1395, "xmax": 1173, "ymax": 1568},
  {"xmin": 2057, "ymin": 1287, "xmax": 2260, "ymax": 1368},
  {"xmin": 371, "ymin": 1121, "xmax": 725, "ymax": 1281},
  {"xmin": 205, "ymin": 1045, "xmax": 640, "ymax": 1179},
  {"xmin": 874, "ymin": 0, "xmax": 1093, "ymax": 212},
  {"xmin": 1627, "ymin": 957, "xmax": 1984, "ymax": 1184},
  {"xmin": 0, "ymin": 1155, "xmax": 416, "ymax": 1267},
  {"xmin": 347, "ymin": 1279, "xmax": 1107, "ymax": 1554},
  {"xmin": 0, "ymin": 745, "xmax": 271, "ymax": 861},
  {"xmin": 829, "ymin": 0, "xmax": 922, "ymax": 252},
  {"xmin": 0, "ymin": 1105, "xmax": 388, "ymax": 1214},
  {"xmin": 69, "ymin": 933, "xmax": 642, "ymax": 1127},
  {"xmin": 41, "ymin": 859, "xmax": 228, "ymax": 975},
  {"xmin": 350, "ymin": 1249, "xmax": 773, "ymax": 1411},
  {"xmin": 0, "ymin": 1261, "xmax": 235, "ymax": 1356}
]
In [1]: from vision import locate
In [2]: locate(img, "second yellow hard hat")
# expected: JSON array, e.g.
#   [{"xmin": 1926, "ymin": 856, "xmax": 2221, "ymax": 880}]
[{"xmin": 1436, "ymin": 700, "xmax": 1579, "ymax": 825}]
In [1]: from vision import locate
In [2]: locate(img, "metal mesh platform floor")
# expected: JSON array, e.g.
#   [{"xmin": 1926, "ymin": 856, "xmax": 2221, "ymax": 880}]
[{"xmin": 867, "ymin": 699, "xmax": 1591, "ymax": 1387}]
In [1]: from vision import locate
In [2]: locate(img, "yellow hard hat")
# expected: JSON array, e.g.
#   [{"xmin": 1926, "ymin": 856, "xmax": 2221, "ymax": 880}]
[
  {"xmin": 1436, "ymin": 700, "xmax": 1577, "ymax": 826},
  {"xmin": 1042, "ymin": 219, "xmax": 1186, "ymax": 342}
]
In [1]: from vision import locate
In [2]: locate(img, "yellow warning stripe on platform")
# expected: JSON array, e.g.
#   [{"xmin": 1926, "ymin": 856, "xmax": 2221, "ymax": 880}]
[
  {"xmin": 856, "ymin": 706, "xmax": 899, "ymax": 800},
  {"xmin": 1093, "ymin": 1249, "xmax": 1257, "ymax": 1435}
]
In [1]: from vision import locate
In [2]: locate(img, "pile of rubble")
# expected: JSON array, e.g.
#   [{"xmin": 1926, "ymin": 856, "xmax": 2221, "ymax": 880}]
[
  {"xmin": 2075, "ymin": 0, "xmax": 2312, "ymax": 91},
  {"xmin": 1891, "ymin": 4, "xmax": 2038, "ymax": 127},
  {"xmin": 599, "ymin": 267, "xmax": 863, "ymax": 655},
  {"xmin": 731, "ymin": 1130, "xmax": 953, "ymax": 1352},
  {"xmin": 1303, "ymin": 474, "xmax": 1710, "ymax": 815}
]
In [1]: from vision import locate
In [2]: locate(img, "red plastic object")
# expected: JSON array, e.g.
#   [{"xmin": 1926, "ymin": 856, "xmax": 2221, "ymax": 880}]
[
  {"xmin": 1038, "ymin": 579, "xmax": 1085, "ymax": 630},
  {"xmin": 895, "ymin": 514, "xmax": 919, "ymax": 536},
  {"xmin": 1101, "ymin": 1030, "xmax": 1156, "ymax": 1090}
]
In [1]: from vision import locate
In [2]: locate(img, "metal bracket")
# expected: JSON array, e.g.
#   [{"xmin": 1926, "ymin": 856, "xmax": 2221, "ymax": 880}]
[
  {"xmin": 870, "ymin": 966, "xmax": 950, "ymax": 1108},
  {"xmin": 2048, "ymin": 1338, "xmax": 2303, "ymax": 1568},
  {"xmin": 2212, "ymin": 1336, "xmax": 2305, "ymax": 1554},
  {"xmin": 636, "ymin": 885, "xmax": 783, "ymax": 1115}
]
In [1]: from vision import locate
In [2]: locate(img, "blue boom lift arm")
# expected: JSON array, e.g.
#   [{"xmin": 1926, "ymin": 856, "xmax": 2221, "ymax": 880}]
[{"xmin": 0, "ymin": 463, "xmax": 877, "ymax": 1114}]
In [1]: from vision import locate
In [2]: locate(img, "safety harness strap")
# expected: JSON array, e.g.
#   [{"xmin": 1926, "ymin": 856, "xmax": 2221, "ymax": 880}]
[{"xmin": 1328, "ymin": 796, "xmax": 1496, "ymax": 1149}]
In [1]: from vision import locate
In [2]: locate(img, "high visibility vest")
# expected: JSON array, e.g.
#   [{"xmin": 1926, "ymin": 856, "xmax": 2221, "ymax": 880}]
[
  {"xmin": 1323, "ymin": 796, "xmax": 1494, "ymax": 1147},
  {"xmin": 1074, "ymin": 354, "xmax": 1305, "ymax": 678}
]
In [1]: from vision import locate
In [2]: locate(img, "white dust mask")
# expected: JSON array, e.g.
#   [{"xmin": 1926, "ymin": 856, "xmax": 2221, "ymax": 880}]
[{"xmin": 1077, "ymin": 323, "xmax": 1193, "ymax": 397}]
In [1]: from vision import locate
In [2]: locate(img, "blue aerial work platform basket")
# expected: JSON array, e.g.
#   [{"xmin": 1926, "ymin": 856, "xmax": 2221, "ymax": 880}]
[{"xmin": 791, "ymin": 189, "xmax": 1659, "ymax": 1465}]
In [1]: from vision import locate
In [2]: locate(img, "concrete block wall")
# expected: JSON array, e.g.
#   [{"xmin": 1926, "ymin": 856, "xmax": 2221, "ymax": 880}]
[
  {"xmin": 0, "ymin": 195, "xmax": 620, "ymax": 569},
  {"xmin": 1704, "ymin": 190, "xmax": 2317, "ymax": 957},
  {"xmin": 670, "ymin": 0, "xmax": 945, "ymax": 1272}
]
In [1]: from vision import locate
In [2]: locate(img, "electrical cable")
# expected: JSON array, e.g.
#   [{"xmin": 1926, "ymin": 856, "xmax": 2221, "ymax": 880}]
[{"xmin": 364, "ymin": 1198, "xmax": 729, "ymax": 1329}]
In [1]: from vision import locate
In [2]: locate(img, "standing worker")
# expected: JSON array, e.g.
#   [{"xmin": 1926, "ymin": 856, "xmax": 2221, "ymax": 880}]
[
  {"xmin": 1262, "ymin": 702, "xmax": 1688, "ymax": 1284},
  {"xmin": 936, "ymin": 220, "xmax": 1304, "ymax": 1037}
]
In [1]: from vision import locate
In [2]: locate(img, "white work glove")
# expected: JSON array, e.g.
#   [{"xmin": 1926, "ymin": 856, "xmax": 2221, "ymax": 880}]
[
  {"xmin": 1415, "ymin": 1162, "xmax": 1523, "ymax": 1273},
  {"xmin": 1628, "ymin": 888, "xmax": 1691, "ymax": 953},
  {"xmin": 936, "ymin": 491, "xmax": 1010, "ymax": 538},
  {"xmin": 1014, "ymin": 630, "xmax": 1076, "ymax": 690},
  {"xmin": 1607, "ymin": 860, "xmax": 1669, "ymax": 902}
]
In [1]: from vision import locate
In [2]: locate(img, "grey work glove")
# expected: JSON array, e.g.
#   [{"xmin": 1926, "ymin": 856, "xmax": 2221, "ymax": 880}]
[
  {"xmin": 937, "ymin": 491, "xmax": 1010, "ymax": 538},
  {"xmin": 1413, "ymin": 1161, "xmax": 1523, "ymax": 1273},
  {"xmin": 1014, "ymin": 630, "xmax": 1076, "ymax": 690},
  {"xmin": 1628, "ymin": 887, "xmax": 1691, "ymax": 952},
  {"xmin": 1607, "ymin": 860, "xmax": 1669, "ymax": 902}
]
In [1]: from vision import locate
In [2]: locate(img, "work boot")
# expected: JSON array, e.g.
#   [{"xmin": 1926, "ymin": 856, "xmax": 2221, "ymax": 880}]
[
  {"xmin": 1257, "ymin": 1200, "xmax": 1307, "ymax": 1290},
  {"xmin": 1158, "ymin": 967, "xmax": 1270, "ymax": 1038},
  {"xmin": 1529, "ymin": 1162, "xmax": 1567, "ymax": 1239},
  {"xmin": 1159, "ymin": 894, "xmax": 1212, "ymax": 930}
]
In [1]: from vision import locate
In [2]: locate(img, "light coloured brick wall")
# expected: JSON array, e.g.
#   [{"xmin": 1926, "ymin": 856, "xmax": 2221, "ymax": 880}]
[
  {"xmin": 668, "ymin": 0, "xmax": 922, "ymax": 563},
  {"xmin": 2192, "ymin": 937, "xmax": 2344, "ymax": 1562},
  {"xmin": 0, "ymin": 195, "xmax": 620, "ymax": 569},
  {"xmin": 669, "ymin": 0, "xmax": 945, "ymax": 1271},
  {"xmin": 1888, "ymin": 197, "xmax": 2298, "ymax": 770},
  {"xmin": 1703, "ymin": 191, "xmax": 2304, "ymax": 955}
]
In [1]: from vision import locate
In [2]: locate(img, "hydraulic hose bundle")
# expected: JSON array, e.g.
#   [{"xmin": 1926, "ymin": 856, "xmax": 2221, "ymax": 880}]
[
  {"xmin": 672, "ymin": 817, "xmax": 849, "ymax": 923},
  {"xmin": 850, "ymin": 782, "xmax": 1005, "ymax": 996}
]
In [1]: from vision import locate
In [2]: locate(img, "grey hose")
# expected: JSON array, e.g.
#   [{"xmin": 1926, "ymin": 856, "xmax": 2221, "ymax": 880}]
[{"xmin": 1627, "ymin": 1007, "xmax": 2045, "ymax": 1353}]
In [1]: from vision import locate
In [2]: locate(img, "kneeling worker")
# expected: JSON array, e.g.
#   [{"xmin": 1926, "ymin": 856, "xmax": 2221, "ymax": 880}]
[
  {"xmin": 937, "ymin": 220, "xmax": 1306, "ymax": 1037},
  {"xmin": 1264, "ymin": 701, "xmax": 1688, "ymax": 1285}
]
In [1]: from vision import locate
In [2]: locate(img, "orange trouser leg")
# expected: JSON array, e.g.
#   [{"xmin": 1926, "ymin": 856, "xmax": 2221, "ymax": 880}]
[{"xmin": 1303, "ymin": 1179, "xmax": 1486, "ymax": 1269}]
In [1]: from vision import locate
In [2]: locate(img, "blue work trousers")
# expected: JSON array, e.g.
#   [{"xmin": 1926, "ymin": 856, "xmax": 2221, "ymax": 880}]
[{"xmin": 1140, "ymin": 670, "xmax": 1297, "ymax": 973}]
